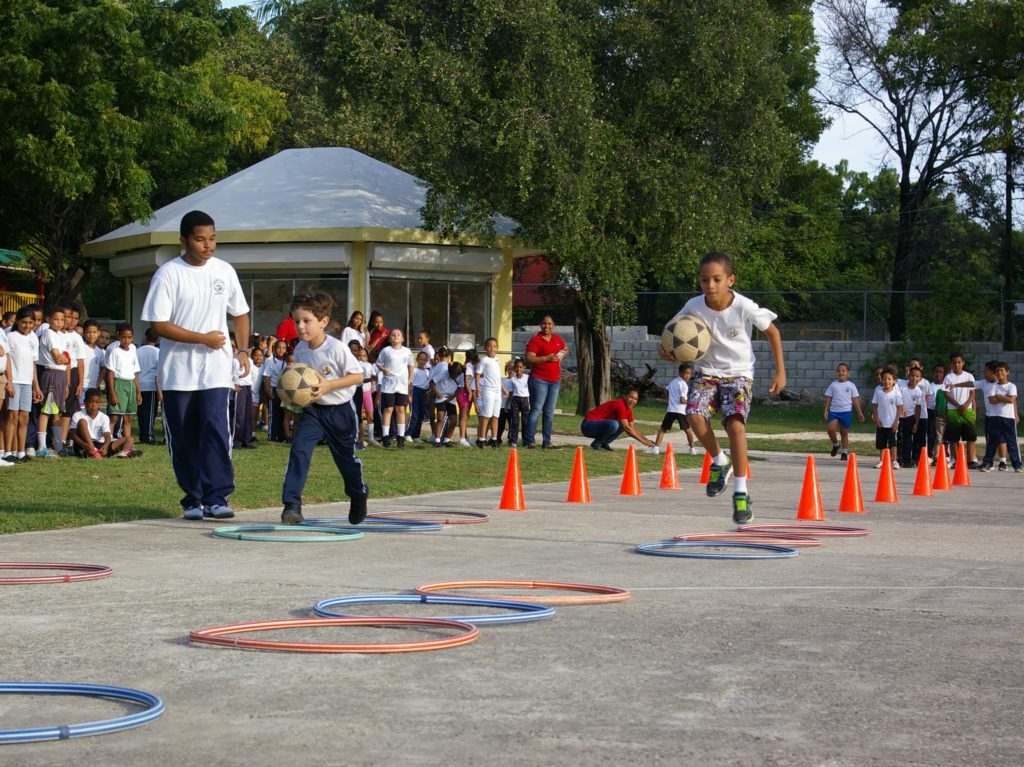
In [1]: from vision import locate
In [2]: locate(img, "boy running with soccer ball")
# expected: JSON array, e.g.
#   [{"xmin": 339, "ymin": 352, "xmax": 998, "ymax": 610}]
[{"xmin": 659, "ymin": 252, "xmax": 785, "ymax": 523}]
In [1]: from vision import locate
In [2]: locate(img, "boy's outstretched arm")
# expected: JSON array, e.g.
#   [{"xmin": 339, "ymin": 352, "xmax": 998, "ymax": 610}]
[{"xmin": 764, "ymin": 323, "xmax": 786, "ymax": 394}]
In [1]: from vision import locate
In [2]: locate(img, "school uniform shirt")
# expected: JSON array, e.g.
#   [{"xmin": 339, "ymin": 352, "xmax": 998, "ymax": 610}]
[
  {"xmin": 293, "ymin": 336, "xmax": 362, "ymax": 406},
  {"xmin": 81, "ymin": 346, "xmax": 104, "ymax": 389},
  {"xmin": 509, "ymin": 373, "xmax": 530, "ymax": 398},
  {"xmin": 375, "ymin": 345, "xmax": 415, "ymax": 394},
  {"xmin": 501, "ymin": 376, "xmax": 513, "ymax": 408},
  {"xmin": 37, "ymin": 328, "xmax": 68, "ymax": 371},
  {"xmin": 71, "ymin": 410, "xmax": 112, "ymax": 442},
  {"xmin": 412, "ymin": 367, "xmax": 431, "ymax": 390},
  {"xmin": 672, "ymin": 291, "xmax": 776, "ymax": 379},
  {"xmin": 926, "ymin": 381, "xmax": 942, "ymax": 409},
  {"xmin": 0, "ymin": 329, "xmax": 8, "ymax": 370},
  {"xmin": 985, "ymin": 382, "xmax": 1017, "ymax": 419},
  {"xmin": 265, "ymin": 357, "xmax": 287, "ymax": 389},
  {"xmin": 62, "ymin": 330, "xmax": 83, "ymax": 369},
  {"xmin": 901, "ymin": 384, "xmax": 927, "ymax": 420},
  {"xmin": 105, "ymin": 345, "xmax": 141, "ymax": 381},
  {"xmin": 666, "ymin": 377, "xmax": 689, "ymax": 415},
  {"xmin": 7, "ymin": 331, "xmax": 38, "ymax": 384},
  {"xmin": 943, "ymin": 371, "xmax": 976, "ymax": 409},
  {"xmin": 431, "ymin": 363, "xmax": 457, "ymax": 402},
  {"xmin": 140, "ymin": 255, "xmax": 249, "ymax": 391},
  {"xmin": 421, "ymin": 343, "xmax": 436, "ymax": 368},
  {"xmin": 476, "ymin": 356, "xmax": 503, "ymax": 392},
  {"xmin": 359, "ymin": 361, "xmax": 375, "ymax": 386},
  {"xmin": 250, "ymin": 362, "xmax": 264, "ymax": 403},
  {"xmin": 340, "ymin": 326, "xmax": 365, "ymax": 349},
  {"xmin": 137, "ymin": 345, "xmax": 160, "ymax": 392},
  {"xmin": 872, "ymin": 386, "xmax": 902, "ymax": 428},
  {"xmin": 824, "ymin": 380, "xmax": 859, "ymax": 413},
  {"xmin": 232, "ymin": 356, "xmax": 253, "ymax": 388}
]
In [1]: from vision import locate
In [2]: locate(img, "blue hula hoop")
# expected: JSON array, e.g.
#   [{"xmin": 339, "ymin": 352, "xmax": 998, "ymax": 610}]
[
  {"xmin": 635, "ymin": 541, "xmax": 798, "ymax": 560},
  {"xmin": 0, "ymin": 682, "xmax": 164, "ymax": 744},
  {"xmin": 313, "ymin": 594, "xmax": 556, "ymax": 625},
  {"xmin": 300, "ymin": 517, "xmax": 444, "ymax": 533},
  {"xmin": 211, "ymin": 525, "xmax": 363, "ymax": 542}
]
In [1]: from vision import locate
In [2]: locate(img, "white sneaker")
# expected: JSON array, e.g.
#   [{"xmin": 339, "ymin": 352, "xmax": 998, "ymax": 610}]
[
  {"xmin": 688, "ymin": 446, "xmax": 697, "ymax": 455},
  {"xmin": 643, "ymin": 445, "xmax": 660, "ymax": 455},
  {"xmin": 459, "ymin": 438, "xmax": 472, "ymax": 447},
  {"xmin": 873, "ymin": 461, "xmax": 883, "ymax": 469},
  {"xmin": 893, "ymin": 461, "xmax": 901, "ymax": 470},
  {"xmin": 26, "ymin": 447, "xmax": 35, "ymax": 457},
  {"xmin": 0, "ymin": 458, "xmax": 13, "ymax": 468}
]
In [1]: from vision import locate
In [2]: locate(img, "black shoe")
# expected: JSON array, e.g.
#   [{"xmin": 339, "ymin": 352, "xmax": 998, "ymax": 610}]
[
  {"xmin": 841, "ymin": 452, "xmax": 848, "ymax": 461},
  {"xmin": 348, "ymin": 496, "xmax": 368, "ymax": 525},
  {"xmin": 488, "ymin": 439, "xmax": 498, "ymax": 448},
  {"xmin": 732, "ymin": 492, "xmax": 753, "ymax": 524},
  {"xmin": 281, "ymin": 503, "xmax": 303, "ymax": 525},
  {"xmin": 706, "ymin": 461, "xmax": 733, "ymax": 497},
  {"xmin": 599, "ymin": 444, "xmax": 613, "ymax": 452},
  {"xmin": 831, "ymin": 443, "xmax": 840, "ymax": 457},
  {"xmin": 475, "ymin": 439, "xmax": 485, "ymax": 449},
  {"xmin": 397, "ymin": 436, "xmax": 405, "ymax": 448},
  {"xmin": 382, "ymin": 436, "xmax": 392, "ymax": 448},
  {"xmin": 433, "ymin": 440, "xmax": 442, "ymax": 448}
]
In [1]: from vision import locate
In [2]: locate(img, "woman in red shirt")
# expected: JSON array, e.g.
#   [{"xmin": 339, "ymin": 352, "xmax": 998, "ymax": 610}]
[
  {"xmin": 365, "ymin": 310, "xmax": 389, "ymax": 362},
  {"xmin": 582, "ymin": 389, "xmax": 657, "ymax": 451},
  {"xmin": 523, "ymin": 315, "xmax": 567, "ymax": 448}
]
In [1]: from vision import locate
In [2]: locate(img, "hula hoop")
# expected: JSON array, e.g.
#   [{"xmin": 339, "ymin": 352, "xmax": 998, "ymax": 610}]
[
  {"xmin": 211, "ymin": 525, "xmax": 363, "ymax": 542},
  {"xmin": 0, "ymin": 563, "xmax": 113, "ymax": 585},
  {"xmin": 672, "ymin": 532, "xmax": 822, "ymax": 547},
  {"xmin": 738, "ymin": 523, "xmax": 870, "ymax": 538},
  {"xmin": 313, "ymin": 594, "xmax": 555, "ymax": 625},
  {"xmin": 0, "ymin": 683, "xmax": 164, "ymax": 744},
  {"xmin": 188, "ymin": 616, "xmax": 478, "ymax": 654},
  {"xmin": 636, "ymin": 541, "xmax": 798, "ymax": 559},
  {"xmin": 415, "ymin": 580, "xmax": 631, "ymax": 606},
  {"xmin": 300, "ymin": 517, "xmax": 444, "ymax": 532},
  {"xmin": 367, "ymin": 510, "xmax": 491, "ymax": 525}
]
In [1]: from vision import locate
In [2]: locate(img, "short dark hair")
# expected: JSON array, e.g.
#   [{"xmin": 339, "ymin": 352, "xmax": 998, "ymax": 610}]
[
  {"xmin": 83, "ymin": 319, "xmax": 100, "ymax": 330},
  {"xmin": 678, "ymin": 363, "xmax": 692, "ymax": 374},
  {"xmin": 15, "ymin": 306, "xmax": 34, "ymax": 321},
  {"xmin": 699, "ymin": 251, "xmax": 734, "ymax": 275},
  {"xmin": 448, "ymin": 361, "xmax": 464, "ymax": 379},
  {"xmin": 84, "ymin": 388, "xmax": 102, "ymax": 401},
  {"xmin": 984, "ymin": 359, "xmax": 998, "ymax": 372},
  {"xmin": 949, "ymin": 352, "xmax": 964, "ymax": 362},
  {"xmin": 180, "ymin": 210, "xmax": 215, "ymax": 239},
  {"xmin": 290, "ymin": 290, "xmax": 335, "ymax": 320},
  {"xmin": 994, "ymin": 360, "xmax": 1009, "ymax": 372},
  {"xmin": 836, "ymin": 362, "xmax": 850, "ymax": 371},
  {"xmin": 144, "ymin": 328, "xmax": 159, "ymax": 343},
  {"xmin": 115, "ymin": 322, "xmax": 133, "ymax": 335},
  {"xmin": 882, "ymin": 364, "xmax": 898, "ymax": 378}
]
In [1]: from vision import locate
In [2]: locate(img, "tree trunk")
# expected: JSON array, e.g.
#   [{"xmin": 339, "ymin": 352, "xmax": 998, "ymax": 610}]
[
  {"xmin": 1004, "ymin": 142, "xmax": 1016, "ymax": 350},
  {"xmin": 591, "ymin": 322, "xmax": 611, "ymax": 405},
  {"xmin": 573, "ymin": 296, "xmax": 596, "ymax": 416},
  {"xmin": 888, "ymin": 181, "xmax": 919, "ymax": 341}
]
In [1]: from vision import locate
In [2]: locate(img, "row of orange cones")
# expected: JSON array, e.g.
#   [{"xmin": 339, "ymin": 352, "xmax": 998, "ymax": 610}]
[{"xmin": 498, "ymin": 440, "xmax": 974, "ymax": 514}]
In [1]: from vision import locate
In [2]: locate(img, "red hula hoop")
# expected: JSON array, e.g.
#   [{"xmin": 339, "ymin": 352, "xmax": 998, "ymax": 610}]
[
  {"xmin": 672, "ymin": 532, "xmax": 822, "ymax": 547},
  {"xmin": 415, "ymin": 580, "xmax": 631, "ymax": 605},
  {"xmin": 0, "ymin": 562, "xmax": 113, "ymax": 585},
  {"xmin": 737, "ymin": 523, "xmax": 869, "ymax": 537},
  {"xmin": 368, "ymin": 511, "xmax": 490, "ymax": 525}
]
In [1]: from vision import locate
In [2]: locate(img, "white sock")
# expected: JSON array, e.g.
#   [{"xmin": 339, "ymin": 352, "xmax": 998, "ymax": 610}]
[
  {"xmin": 734, "ymin": 476, "xmax": 748, "ymax": 494},
  {"xmin": 713, "ymin": 451, "xmax": 729, "ymax": 467},
  {"xmin": 38, "ymin": 433, "xmax": 46, "ymax": 451},
  {"xmin": 999, "ymin": 458, "xmax": 1006, "ymax": 465},
  {"xmin": 397, "ymin": 424, "xmax": 405, "ymax": 436},
  {"xmin": 382, "ymin": 426, "xmax": 390, "ymax": 437}
]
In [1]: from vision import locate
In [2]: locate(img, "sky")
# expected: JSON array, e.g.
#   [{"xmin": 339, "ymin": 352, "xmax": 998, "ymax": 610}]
[{"xmin": 220, "ymin": 1, "xmax": 890, "ymax": 175}]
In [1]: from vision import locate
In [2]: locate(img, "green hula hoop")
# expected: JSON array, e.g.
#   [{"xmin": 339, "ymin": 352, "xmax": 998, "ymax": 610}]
[{"xmin": 211, "ymin": 525, "xmax": 364, "ymax": 542}]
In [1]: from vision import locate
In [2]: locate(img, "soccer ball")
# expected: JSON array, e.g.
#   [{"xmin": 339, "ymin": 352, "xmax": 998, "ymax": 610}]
[
  {"xmin": 661, "ymin": 315, "xmax": 711, "ymax": 363},
  {"xmin": 277, "ymin": 363, "xmax": 322, "ymax": 408}
]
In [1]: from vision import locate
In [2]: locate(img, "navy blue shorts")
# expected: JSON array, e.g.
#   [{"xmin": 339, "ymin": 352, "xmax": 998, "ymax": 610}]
[{"xmin": 828, "ymin": 410, "xmax": 853, "ymax": 430}]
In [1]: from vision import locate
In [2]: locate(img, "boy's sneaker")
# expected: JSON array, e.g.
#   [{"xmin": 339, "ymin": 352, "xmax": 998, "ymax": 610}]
[
  {"xmin": 1014, "ymin": 467, "xmax": 1022, "ymax": 473},
  {"xmin": 893, "ymin": 461, "xmax": 901, "ymax": 470},
  {"xmin": 459, "ymin": 438, "xmax": 472, "ymax": 447},
  {"xmin": 643, "ymin": 445, "xmax": 660, "ymax": 455},
  {"xmin": 873, "ymin": 461, "xmax": 884, "ymax": 469},
  {"xmin": 433, "ymin": 439, "xmax": 442, "ymax": 448},
  {"xmin": 831, "ymin": 443, "xmax": 840, "ymax": 457},
  {"xmin": 397, "ymin": 436, "xmax": 405, "ymax": 448},
  {"xmin": 841, "ymin": 452, "xmax": 848, "ymax": 461},
  {"xmin": 998, "ymin": 462, "xmax": 1007, "ymax": 472},
  {"xmin": 979, "ymin": 463, "xmax": 994, "ymax": 472},
  {"xmin": 0, "ymin": 457, "xmax": 13, "ymax": 468},
  {"xmin": 969, "ymin": 460, "xmax": 981, "ymax": 469},
  {"xmin": 348, "ymin": 496, "xmax": 368, "ymax": 525},
  {"xmin": 281, "ymin": 503, "xmax": 303, "ymax": 525},
  {"xmin": 37, "ymin": 447, "xmax": 48, "ymax": 459},
  {"xmin": 443, "ymin": 440, "xmax": 455, "ymax": 448},
  {"xmin": 205, "ymin": 505, "xmax": 235, "ymax": 520},
  {"xmin": 732, "ymin": 492, "xmax": 753, "ymax": 525},
  {"xmin": 475, "ymin": 439, "xmax": 486, "ymax": 449},
  {"xmin": 382, "ymin": 436, "xmax": 391, "ymax": 448},
  {"xmin": 355, "ymin": 441, "xmax": 365, "ymax": 450},
  {"xmin": 26, "ymin": 447, "xmax": 35, "ymax": 458},
  {"xmin": 688, "ymin": 446, "xmax": 697, "ymax": 455},
  {"xmin": 706, "ymin": 461, "xmax": 733, "ymax": 497},
  {"xmin": 183, "ymin": 504, "xmax": 204, "ymax": 521}
]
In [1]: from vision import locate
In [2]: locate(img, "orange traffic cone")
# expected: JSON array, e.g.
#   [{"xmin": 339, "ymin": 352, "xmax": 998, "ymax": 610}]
[
  {"xmin": 566, "ymin": 446, "xmax": 592, "ymax": 503},
  {"xmin": 659, "ymin": 444, "xmax": 680, "ymax": 490},
  {"xmin": 933, "ymin": 443, "xmax": 951, "ymax": 491},
  {"xmin": 499, "ymin": 448, "xmax": 526, "ymax": 510},
  {"xmin": 619, "ymin": 444, "xmax": 642, "ymax": 496},
  {"xmin": 837, "ymin": 452, "xmax": 865, "ymax": 513},
  {"xmin": 699, "ymin": 451, "xmax": 712, "ymax": 483},
  {"xmin": 952, "ymin": 442, "xmax": 972, "ymax": 486},
  {"xmin": 874, "ymin": 450, "xmax": 898, "ymax": 503},
  {"xmin": 796, "ymin": 456, "xmax": 825, "ymax": 521},
  {"xmin": 912, "ymin": 447, "xmax": 933, "ymax": 497}
]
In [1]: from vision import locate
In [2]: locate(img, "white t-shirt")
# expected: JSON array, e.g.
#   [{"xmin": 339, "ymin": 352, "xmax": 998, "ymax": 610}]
[
  {"xmin": 105, "ymin": 345, "xmax": 141, "ymax": 381},
  {"xmin": 901, "ymin": 384, "xmax": 927, "ymax": 420},
  {"xmin": 140, "ymin": 255, "xmax": 249, "ymax": 391},
  {"xmin": 137, "ymin": 345, "xmax": 160, "ymax": 391},
  {"xmin": 476, "ymin": 355, "xmax": 503, "ymax": 391},
  {"xmin": 464, "ymin": 362, "xmax": 475, "ymax": 392},
  {"xmin": 509, "ymin": 373, "xmax": 530, "ymax": 398},
  {"xmin": 943, "ymin": 371, "xmax": 976, "ymax": 409},
  {"xmin": 37, "ymin": 328, "xmax": 68, "ymax": 371},
  {"xmin": 872, "ymin": 386, "xmax": 903, "ymax": 428},
  {"xmin": 412, "ymin": 367, "xmax": 430, "ymax": 390},
  {"xmin": 501, "ymin": 376, "xmax": 513, "ymax": 407},
  {"xmin": 71, "ymin": 410, "xmax": 111, "ymax": 441},
  {"xmin": 232, "ymin": 356, "xmax": 253, "ymax": 388},
  {"xmin": 251, "ymin": 361, "xmax": 264, "ymax": 403},
  {"xmin": 985, "ymin": 382, "xmax": 1017, "ymax": 419},
  {"xmin": 293, "ymin": 335, "xmax": 362, "ymax": 406},
  {"xmin": 672, "ymin": 291, "xmax": 776, "ymax": 379},
  {"xmin": 824, "ymin": 380, "xmax": 859, "ymax": 413},
  {"xmin": 7, "ymin": 331, "xmax": 38, "ymax": 384},
  {"xmin": 340, "ymin": 326, "xmax": 365, "ymax": 349},
  {"xmin": 62, "ymin": 330, "xmax": 83, "ymax": 366},
  {"xmin": 666, "ymin": 376, "xmax": 689, "ymax": 415},
  {"xmin": 81, "ymin": 346, "xmax": 104, "ymax": 389},
  {"xmin": 264, "ymin": 356, "xmax": 287, "ymax": 389},
  {"xmin": 360, "ymin": 360, "xmax": 375, "ymax": 387},
  {"xmin": 421, "ymin": 343, "xmax": 435, "ymax": 368},
  {"xmin": 375, "ymin": 345, "xmax": 415, "ymax": 394},
  {"xmin": 430, "ymin": 362, "xmax": 457, "ymax": 402}
]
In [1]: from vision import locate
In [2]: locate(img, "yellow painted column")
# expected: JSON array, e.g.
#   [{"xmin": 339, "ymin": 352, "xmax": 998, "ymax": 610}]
[
  {"xmin": 350, "ymin": 241, "xmax": 368, "ymax": 315},
  {"xmin": 493, "ymin": 248, "xmax": 514, "ymax": 363}
]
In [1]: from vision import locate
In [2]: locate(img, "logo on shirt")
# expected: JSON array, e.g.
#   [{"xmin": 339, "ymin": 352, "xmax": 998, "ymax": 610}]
[
  {"xmin": 212, "ymin": 279, "xmax": 226, "ymax": 295},
  {"xmin": 729, "ymin": 327, "xmax": 740, "ymax": 338},
  {"xmin": 321, "ymin": 365, "xmax": 335, "ymax": 377}
]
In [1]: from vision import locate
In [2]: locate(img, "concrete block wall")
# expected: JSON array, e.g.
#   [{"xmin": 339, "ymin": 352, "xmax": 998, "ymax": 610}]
[{"xmin": 510, "ymin": 328, "xmax": 1024, "ymax": 400}]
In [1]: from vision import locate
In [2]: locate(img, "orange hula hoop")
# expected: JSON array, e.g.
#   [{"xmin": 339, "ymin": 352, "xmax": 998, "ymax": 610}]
[
  {"xmin": 0, "ymin": 562, "xmax": 113, "ymax": 585},
  {"xmin": 672, "ymin": 532, "xmax": 822, "ymax": 547},
  {"xmin": 415, "ymin": 580, "xmax": 631, "ymax": 606}
]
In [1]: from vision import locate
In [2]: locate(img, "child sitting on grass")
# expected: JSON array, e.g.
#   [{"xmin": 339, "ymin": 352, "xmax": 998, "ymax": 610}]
[{"xmin": 70, "ymin": 388, "xmax": 135, "ymax": 458}]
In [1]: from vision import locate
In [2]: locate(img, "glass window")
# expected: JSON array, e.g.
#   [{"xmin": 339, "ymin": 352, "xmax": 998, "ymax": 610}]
[
  {"xmin": 241, "ymin": 275, "xmax": 348, "ymax": 338},
  {"xmin": 409, "ymin": 281, "xmax": 448, "ymax": 349},
  {"xmin": 369, "ymin": 275, "xmax": 490, "ymax": 349},
  {"xmin": 367, "ymin": 278, "xmax": 408, "ymax": 341}
]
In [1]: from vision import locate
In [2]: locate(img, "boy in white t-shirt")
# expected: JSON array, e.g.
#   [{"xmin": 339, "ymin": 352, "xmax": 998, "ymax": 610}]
[
  {"xmin": 871, "ymin": 365, "xmax": 905, "ymax": 469},
  {"xmin": 0, "ymin": 326, "xmax": 10, "ymax": 465},
  {"xmin": 105, "ymin": 323, "xmax": 142, "ymax": 450},
  {"xmin": 979, "ymin": 361, "xmax": 1020, "ymax": 472},
  {"xmin": 36, "ymin": 306, "xmax": 70, "ymax": 458},
  {"xmin": 942, "ymin": 352, "xmax": 978, "ymax": 468},
  {"xmin": 654, "ymin": 363, "xmax": 697, "ymax": 455},
  {"xmin": 823, "ymin": 362, "xmax": 865, "ymax": 461},
  {"xmin": 70, "ymin": 389, "xmax": 134, "ymax": 458},
  {"xmin": 140, "ymin": 210, "xmax": 250, "ymax": 521},
  {"xmin": 474, "ymin": 337, "xmax": 503, "ymax": 448},
  {"xmin": 430, "ymin": 350, "xmax": 459, "ymax": 447},
  {"xmin": 1, "ymin": 308, "xmax": 41, "ymax": 463},
  {"xmin": 898, "ymin": 366, "xmax": 927, "ymax": 467},
  {"xmin": 136, "ymin": 328, "xmax": 161, "ymax": 444},
  {"xmin": 658, "ymin": 252, "xmax": 785, "ymax": 524},
  {"xmin": 374, "ymin": 328, "xmax": 415, "ymax": 447}
]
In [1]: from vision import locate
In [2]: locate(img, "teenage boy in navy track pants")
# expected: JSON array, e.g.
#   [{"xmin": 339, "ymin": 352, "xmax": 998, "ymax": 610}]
[{"xmin": 141, "ymin": 210, "xmax": 250, "ymax": 521}]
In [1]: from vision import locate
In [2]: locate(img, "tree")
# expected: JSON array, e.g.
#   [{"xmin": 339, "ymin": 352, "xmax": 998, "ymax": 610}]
[
  {"xmin": 816, "ymin": 0, "xmax": 995, "ymax": 340},
  {"xmin": 0, "ymin": 0, "xmax": 286, "ymax": 307}
]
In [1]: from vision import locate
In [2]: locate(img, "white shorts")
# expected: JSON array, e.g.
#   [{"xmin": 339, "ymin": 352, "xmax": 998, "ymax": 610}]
[{"xmin": 476, "ymin": 387, "xmax": 501, "ymax": 418}]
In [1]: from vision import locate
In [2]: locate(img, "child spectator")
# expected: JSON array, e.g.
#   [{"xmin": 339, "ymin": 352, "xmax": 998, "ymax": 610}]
[
  {"xmin": 0, "ymin": 323, "xmax": 10, "ymax": 466},
  {"xmin": 356, "ymin": 346, "xmax": 378, "ymax": 447},
  {"xmin": 70, "ymin": 388, "xmax": 135, "ymax": 458},
  {"xmin": 263, "ymin": 339, "xmax": 288, "ymax": 442},
  {"xmin": 658, "ymin": 251, "xmax": 786, "ymax": 524},
  {"xmin": 280, "ymin": 291, "xmax": 368, "ymax": 526},
  {"xmin": 105, "ymin": 323, "xmax": 142, "ymax": 448},
  {"xmin": 943, "ymin": 352, "xmax": 978, "ymax": 468},
  {"xmin": 136, "ymin": 328, "xmax": 161, "ymax": 444},
  {"xmin": 823, "ymin": 362, "xmax": 864, "ymax": 461},
  {"xmin": 58, "ymin": 304, "xmax": 85, "ymax": 451},
  {"xmin": 341, "ymin": 310, "xmax": 366, "ymax": 349},
  {"xmin": 474, "ymin": 339, "xmax": 502, "ymax": 448},
  {"xmin": 408, "ymin": 351, "xmax": 431, "ymax": 442},
  {"xmin": 430, "ymin": 350, "xmax": 458, "ymax": 447},
  {"xmin": 496, "ymin": 360, "xmax": 514, "ymax": 445},
  {"xmin": 506, "ymin": 358, "xmax": 530, "ymax": 447},
  {"xmin": 1, "ymin": 308, "xmax": 41, "ymax": 463},
  {"xmin": 871, "ymin": 364, "xmax": 904, "ymax": 469},
  {"xmin": 458, "ymin": 349, "xmax": 477, "ymax": 446},
  {"xmin": 654, "ymin": 363, "xmax": 698, "ymax": 456},
  {"xmin": 417, "ymin": 330, "xmax": 436, "ymax": 367},
  {"xmin": 36, "ymin": 306, "xmax": 70, "ymax": 458},
  {"xmin": 249, "ymin": 347, "xmax": 265, "ymax": 440},
  {"xmin": 375, "ymin": 328, "xmax": 415, "ymax": 447},
  {"xmin": 1, "ymin": 311, "xmax": 14, "ymax": 332},
  {"xmin": 978, "ymin": 361, "xmax": 1020, "ymax": 472},
  {"xmin": 232, "ymin": 344, "xmax": 255, "ymax": 449},
  {"xmin": 927, "ymin": 364, "xmax": 945, "ymax": 462},
  {"xmin": 898, "ymin": 366, "xmax": 926, "ymax": 467}
]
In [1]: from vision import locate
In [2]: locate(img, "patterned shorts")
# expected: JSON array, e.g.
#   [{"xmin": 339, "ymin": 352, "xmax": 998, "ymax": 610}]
[{"xmin": 686, "ymin": 374, "xmax": 753, "ymax": 422}]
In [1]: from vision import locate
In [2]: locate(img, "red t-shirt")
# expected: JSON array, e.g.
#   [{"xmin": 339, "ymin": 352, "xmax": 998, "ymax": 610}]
[
  {"xmin": 275, "ymin": 317, "xmax": 297, "ymax": 343},
  {"xmin": 525, "ymin": 333, "xmax": 567, "ymax": 383},
  {"xmin": 585, "ymin": 399, "xmax": 633, "ymax": 423}
]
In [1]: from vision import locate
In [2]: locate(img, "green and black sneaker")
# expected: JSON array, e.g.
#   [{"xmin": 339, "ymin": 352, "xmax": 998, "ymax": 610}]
[
  {"xmin": 706, "ymin": 461, "xmax": 733, "ymax": 497},
  {"xmin": 732, "ymin": 492, "xmax": 753, "ymax": 525}
]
